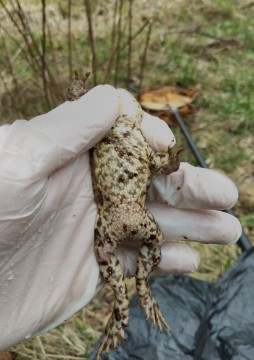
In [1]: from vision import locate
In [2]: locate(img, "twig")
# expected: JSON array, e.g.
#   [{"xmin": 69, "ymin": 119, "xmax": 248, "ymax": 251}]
[
  {"xmin": 98, "ymin": 19, "xmax": 150, "ymax": 72},
  {"xmin": 127, "ymin": 0, "xmax": 133, "ymax": 87},
  {"xmin": 103, "ymin": 0, "xmax": 118, "ymax": 83},
  {"xmin": 68, "ymin": 0, "xmax": 73, "ymax": 82},
  {"xmin": 0, "ymin": 26, "xmax": 19, "ymax": 89},
  {"xmin": 0, "ymin": 71, "xmax": 19, "ymax": 119},
  {"xmin": 240, "ymin": 1, "xmax": 254, "ymax": 9},
  {"xmin": 121, "ymin": 19, "xmax": 150, "ymax": 52},
  {"xmin": 46, "ymin": 21, "xmax": 61, "ymax": 103},
  {"xmin": 37, "ymin": 337, "xmax": 47, "ymax": 358},
  {"xmin": 0, "ymin": 1, "xmax": 63, "ymax": 107},
  {"xmin": 0, "ymin": 0, "xmax": 40, "ymax": 74},
  {"xmin": 84, "ymin": 0, "xmax": 97, "ymax": 86},
  {"xmin": 0, "ymin": 21, "xmax": 49, "ymax": 93},
  {"xmin": 167, "ymin": 28, "xmax": 230, "ymax": 42},
  {"xmin": 13, "ymin": 0, "xmax": 63, "ymax": 101},
  {"xmin": 139, "ymin": 21, "xmax": 152, "ymax": 91},
  {"xmin": 114, "ymin": 0, "xmax": 124, "ymax": 86},
  {"xmin": 41, "ymin": 0, "xmax": 50, "ymax": 109},
  {"xmin": 14, "ymin": 0, "xmax": 54, "ymax": 106}
]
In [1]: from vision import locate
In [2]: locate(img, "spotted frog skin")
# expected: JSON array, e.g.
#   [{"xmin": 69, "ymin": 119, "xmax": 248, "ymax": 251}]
[{"xmin": 66, "ymin": 78, "xmax": 181, "ymax": 360}]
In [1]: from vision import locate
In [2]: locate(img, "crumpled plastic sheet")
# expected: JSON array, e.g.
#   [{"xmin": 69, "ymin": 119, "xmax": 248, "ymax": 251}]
[{"xmin": 88, "ymin": 247, "xmax": 254, "ymax": 360}]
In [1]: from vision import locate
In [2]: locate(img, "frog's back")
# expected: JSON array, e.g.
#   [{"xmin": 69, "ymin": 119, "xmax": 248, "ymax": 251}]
[{"xmin": 92, "ymin": 119, "xmax": 151, "ymax": 206}]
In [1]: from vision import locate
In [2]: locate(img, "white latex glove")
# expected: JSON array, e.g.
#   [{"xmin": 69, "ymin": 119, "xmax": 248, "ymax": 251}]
[{"xmin": 0, "ymin": 86, "xmax": 241, "ymax": 351}]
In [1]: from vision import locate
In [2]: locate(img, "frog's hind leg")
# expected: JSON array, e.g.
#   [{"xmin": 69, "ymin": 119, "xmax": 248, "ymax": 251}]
[
  {"xmin": 136, "ymin": 217, "xmax": 170, "ymax": 332},
  {"xmin": 94, "ymin": 231, "xmax": 129, "ymax": 360}
]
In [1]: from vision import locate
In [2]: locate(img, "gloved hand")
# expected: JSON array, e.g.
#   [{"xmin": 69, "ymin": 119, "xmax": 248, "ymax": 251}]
[{"xmin": 0, "ymin": 85, "xmax": 241, "ymax": 351}]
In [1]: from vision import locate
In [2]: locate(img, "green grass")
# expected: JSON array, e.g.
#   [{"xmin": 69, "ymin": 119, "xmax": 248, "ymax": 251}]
[{"xmin": 240, "ymin": 214, "xmax": 254, "ymax": 230}]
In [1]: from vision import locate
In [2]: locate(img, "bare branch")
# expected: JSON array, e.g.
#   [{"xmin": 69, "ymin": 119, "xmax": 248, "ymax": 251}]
[
  {"xmin": 127, "ymin": 0, "xmax": 133, "ymax": 87},
  {"xmin": 84, "ymin": 0, "xmax": 97, "ymax": 86},
  {"xmin": 139, "ymin": 21, "xmax": 152, "ymax": 91}
]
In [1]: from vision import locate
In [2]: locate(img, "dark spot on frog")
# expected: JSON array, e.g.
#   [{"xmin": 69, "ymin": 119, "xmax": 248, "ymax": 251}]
[
  {"xmin": 97, "ymin": 240, "xmax": 103, "ymax": 247},
  {"xmin": 107, "ymin": 267, "xmax": 113, "ymax": 276},
  {"xmin": 136, "ymin": 278, "xmax": 142, "ymax": 286},
  {"xmin": 115, "ymin": 258, "xmax": 120, "ymax": 266},
  {"xmin": 123, "ymin": 131, "xmax": 130, "ymax": 137},
  {"xmin": 114, "ymin": 309, "xmax": 122, "ymax": 322},
  {"xmin": 123, "ymin": 224, "xmax": 128, "ymax": 231},
  {"xmin": 150, "ymin": 234, "xmax": 156, "ymax": 240},
  {"xmin": 123, "ymin": 169, "xmax": 138, "ymax": 179},
  {"xmin": 115, "ymin": 146, "xmax": 125, "ymax": 157},
  {"xmin": 105, "ymin": 235, "xmax": 113, "ymax": 245},
  {"xmin": 131, "ymin": 230, "xmax": 137, "ymax": 236},
  {"xmin": 117, "ymin": 298, "xmax": 123, "ymax": 305},
  {"xmin": 152, "ymin": 255, "xmax": 160, "ymax": 263},
  {"xmin": 103, "ymin": 136, "xmax": 118, "ymax": 145},
  {"xmin": 121, "ymin": 321, "xmax": 127, "ymax": 328},
  {"xmin": 183, "ymin": 236, "xmax": 188, "ymax": 239},
  {"xmin": 118, "ymin": 175, "xmax": 125, "ymax": 183},
  {"xmin": 146, "ymin": 242, "xmax": 155, "ymax": 250},
  {"xmin": 177, "ymin": 186, "xmax": 181, "ymax": 190}
]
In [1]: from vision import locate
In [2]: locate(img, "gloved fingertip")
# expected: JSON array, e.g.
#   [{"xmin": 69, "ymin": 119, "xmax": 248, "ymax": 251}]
[
  {"xmin": 219, "ymin": 172, "xmax": 239, "ymax": 209},
  {"xmin": 221, "ymin": 214, "xmax": 242, "ymax": 245},
  {"xmin": 141, "ymin": 112, "xmax": 176, "ymax": 152},
  {"xmin": 158, "ymin": 242, "xmax": 200, "ymax": 274},
  {"xmin": 116, "ymin": 88, "xmax": 141, "ymax": 120}
]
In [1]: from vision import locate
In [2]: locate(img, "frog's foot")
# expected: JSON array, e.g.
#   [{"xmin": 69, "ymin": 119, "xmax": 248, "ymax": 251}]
[
  {"xmin": 136, "ymin": 230, "xmax": 171, "ymax": 333},
  {"xmin": 155, "ymin": 147, "xmax": 184, "ymax": 176},
  {"xmin": 96, "ymin": 310, "xmax": 128, "ymax": 360},
  {"xmin": 65, "ymin": 71, "xmax": 90, "ymax": 101},
  {"xmin": 138, "ymin": 287, "xmax": 170, "ymax": 333}
]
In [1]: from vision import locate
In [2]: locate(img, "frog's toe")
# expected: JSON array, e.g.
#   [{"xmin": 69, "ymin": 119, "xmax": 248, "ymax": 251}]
[
  {"xmin": 96, "ymin": 311, "xmax": 128, "ymax": 359},
  {"xmin": 140, "ymin": 292, "xmax": 171, "ymax": 333}
]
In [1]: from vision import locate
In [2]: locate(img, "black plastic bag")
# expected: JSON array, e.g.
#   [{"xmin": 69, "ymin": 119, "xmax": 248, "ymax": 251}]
[{"xmin": 88, "ymin": 248, "xmax": 254, "ymax": 360}]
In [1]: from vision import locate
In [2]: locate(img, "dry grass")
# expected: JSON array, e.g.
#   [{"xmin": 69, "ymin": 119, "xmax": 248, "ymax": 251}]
[{"xmin": 0, "ymin": 0, "xmax": 253, "ymax": 358}]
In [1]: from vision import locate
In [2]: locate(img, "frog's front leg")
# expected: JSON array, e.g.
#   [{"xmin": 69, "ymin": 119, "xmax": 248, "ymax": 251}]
[
  {"xmin": 151, "ymin": 147, "xmax": 183, "ymax": 176},
  {"xmin": 94, "ymin": 229, "xmax": 129, "ymax": 360}
]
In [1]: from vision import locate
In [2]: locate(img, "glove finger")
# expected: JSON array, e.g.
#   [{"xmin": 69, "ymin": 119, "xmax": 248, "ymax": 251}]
[
  {"xmin": 155, "ymin": 242, "xmax": 200, "ymax": 274},
  {"xmin": 141, "ymin": 111, "xmax": 176, "ymax": 152},
  {"xmin": 148, "ymin": 162, "xmax": 239, "ymax": 210},
  {"xmin": 117, "ymin": 92, "xmax": 176, "ymax": 152},
  {"xmin": 3, "ymin": 85, "xmax": 119, "ymax": 182},
  {"xmin": 148, "ymin": 202, "xmax": 242, "ymax": 244},
  {"xmin": 116, "ymin": 242, "xmax": 200, "ymax": 277}
]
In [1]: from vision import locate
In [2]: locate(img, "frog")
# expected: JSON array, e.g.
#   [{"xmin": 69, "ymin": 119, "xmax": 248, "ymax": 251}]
[{"xmin": 66, "ymin": 75, "xmax": 182, "ymax": 360}]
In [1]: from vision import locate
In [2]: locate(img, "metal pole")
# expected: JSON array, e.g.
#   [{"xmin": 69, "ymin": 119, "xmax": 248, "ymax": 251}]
[{"xmin": 169, "ymin": 105, "xmax": 252, "ymax": 252}]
